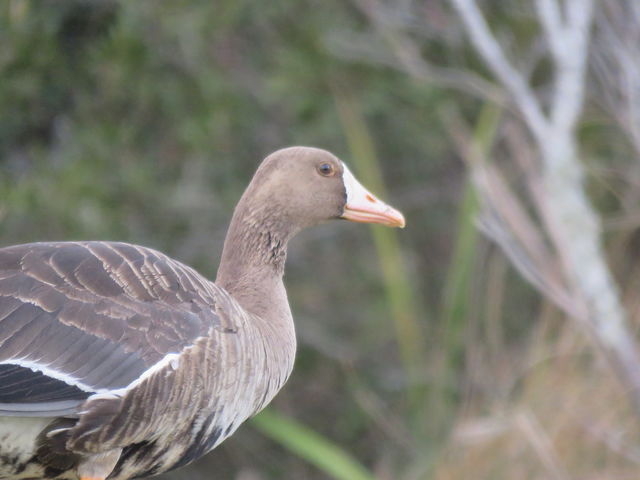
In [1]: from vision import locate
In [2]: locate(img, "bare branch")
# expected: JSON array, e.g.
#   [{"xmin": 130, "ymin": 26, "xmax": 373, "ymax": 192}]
[
  {"xmin": 535, "ymin": 0, "xmax": 565, "ymax": 57},
  {"xmin": 516, "ymin": 409, "xmax": 572, "ymax": 480},
  {"xmin": 443, "ymin": 107, "xmax": 580, "ymax": 319},
  {"xmin": 546, "ymin": 0, "xmax": 595, "ymax": 136},
  {"xmin": 335, "ymin": 0, "xmax": 508, "ymax": 105},
  {"xmin": 448, "ymin": 0, "xmax": 640, "ymax": 412},
  {"xmin": 325, "ymin": 31, "xmax": 506, "ymax": 104},
  {"xmin": 592, "ymin": 2, "xmax": 640, "ymax": 156},
  {"xmin": 449, "ymin": 0, "xmax": 549, "ymax": 142}
]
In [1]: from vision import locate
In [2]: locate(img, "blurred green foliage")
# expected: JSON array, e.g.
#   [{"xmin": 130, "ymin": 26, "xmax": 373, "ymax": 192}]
[
  {"xmin": 0, "ymin": 2, "xmax": 463, "ymax": 478},
  {"xmin": 4, "ymin": 1, "xmax": 638, "ymax": 480},
  {"xmin": 0, "ymin": 1, "xmax": 541, "ymax": 479}
]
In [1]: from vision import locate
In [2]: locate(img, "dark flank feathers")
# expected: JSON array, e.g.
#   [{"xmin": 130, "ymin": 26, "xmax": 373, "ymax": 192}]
[{"xmin": 35, "ymin": 418, "xmax": 81, "ymax": 472}]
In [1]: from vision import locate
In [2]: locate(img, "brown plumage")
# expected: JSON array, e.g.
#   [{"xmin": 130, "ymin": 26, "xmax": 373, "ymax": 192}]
[{"xmin": 0, "ymin": 146, "xmax": 405, "ymax": 480}]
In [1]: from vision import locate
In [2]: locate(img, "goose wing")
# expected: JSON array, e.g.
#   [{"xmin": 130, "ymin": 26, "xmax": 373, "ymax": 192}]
[{"xmin": 0, "ymin": 241, "xmax": 221, "ymax": 417}]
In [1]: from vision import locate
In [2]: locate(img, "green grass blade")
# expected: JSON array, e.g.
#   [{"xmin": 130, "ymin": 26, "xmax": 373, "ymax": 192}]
[
  {"xmin": 433, "ymin": 104, "xmax": 502, "ymax": 415},
  {"xmin": 251, "ymin": 409, "xmax": 377, "ymax": 480},
  {"xmin": 440, "ymin": 179, "xmax": 479, "ymax": 355},
  {"xmin": 440, "ymin": 104, "xmax": 501, "ymax": 356},
  {"xmin": 332, "ymin": 86, "xmax": 426, "ymax": 414}
]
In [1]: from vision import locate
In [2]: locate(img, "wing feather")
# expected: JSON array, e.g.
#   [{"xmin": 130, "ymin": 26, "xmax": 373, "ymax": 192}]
[{"xmin": 0, "ymin": 241, "xmax": 221, "ymax": 416}]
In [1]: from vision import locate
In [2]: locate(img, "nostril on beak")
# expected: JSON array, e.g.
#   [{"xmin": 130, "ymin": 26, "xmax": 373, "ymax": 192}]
[{"xmin": 366, "ymin": 194, "xmax": 376, "ymax": 203}]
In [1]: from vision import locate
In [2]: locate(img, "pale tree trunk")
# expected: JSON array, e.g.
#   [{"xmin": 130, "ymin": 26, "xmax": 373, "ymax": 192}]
[{"xmin": 449, "ymin": 0, "xmax": 640, "ymax": 412}]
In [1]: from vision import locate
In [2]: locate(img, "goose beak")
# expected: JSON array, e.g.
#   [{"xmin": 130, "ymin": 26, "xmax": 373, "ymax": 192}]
[{"xmin": 340, "ymin": 165, "xmax": 406, "ymax": 228}]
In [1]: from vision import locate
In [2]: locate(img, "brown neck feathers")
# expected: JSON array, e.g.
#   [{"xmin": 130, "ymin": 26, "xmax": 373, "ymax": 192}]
[{"xmin": 215, "ymin": 198, "xmax": 294, "ymax": 320}]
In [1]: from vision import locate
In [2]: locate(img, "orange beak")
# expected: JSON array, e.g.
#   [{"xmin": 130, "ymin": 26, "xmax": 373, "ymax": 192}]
[{"xmin": 340, "ymin": 165, "xmax": 406, "ymax": 228}]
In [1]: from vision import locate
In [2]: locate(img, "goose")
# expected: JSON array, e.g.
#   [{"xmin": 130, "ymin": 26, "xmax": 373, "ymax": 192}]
[{"xmin": 0, "ymin": 146, "xmax": 405, "ymax": 480}]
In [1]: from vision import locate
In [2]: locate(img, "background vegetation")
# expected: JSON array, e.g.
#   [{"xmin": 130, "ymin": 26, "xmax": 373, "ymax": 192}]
[{"xmin": 1, "ymin": 1, "xmax": 639, "ymax": 479}]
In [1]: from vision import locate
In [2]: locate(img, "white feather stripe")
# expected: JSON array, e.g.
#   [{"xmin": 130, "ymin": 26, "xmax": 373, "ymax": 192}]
[
  {"xmin": 2, "ymin": 359, "xmax": 101, "ymax": 394},
  {"xmin": 3, "ymin": 348, "xmax": 190, "ymax": 410},
  {"xmin": 87, "ymin": 349, "xmax": 190, "ymax": 402}
]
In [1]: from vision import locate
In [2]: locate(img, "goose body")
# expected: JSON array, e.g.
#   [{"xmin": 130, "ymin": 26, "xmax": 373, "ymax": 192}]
[{"xmin": 0, "ymin": 147, "xmax": 404, "ymax": 479}]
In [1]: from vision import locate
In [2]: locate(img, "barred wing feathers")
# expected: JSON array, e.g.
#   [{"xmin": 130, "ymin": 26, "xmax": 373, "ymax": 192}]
[{"xmin": 0, "ymin": 241, "xmax": 221, "ymax": 418}]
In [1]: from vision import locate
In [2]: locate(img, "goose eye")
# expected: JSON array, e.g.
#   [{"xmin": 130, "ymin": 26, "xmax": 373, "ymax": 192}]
[{"xmin": 317, "ymin": 163, "xmax": 335, "ymax": 177}]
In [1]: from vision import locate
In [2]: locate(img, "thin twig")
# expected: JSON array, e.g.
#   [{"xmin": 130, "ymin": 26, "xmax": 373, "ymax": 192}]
[
  {"xmin": 515, "ymin": 409, "xmax": 572, "ymax": 480},
  {"xmin": 449, "ymin": 0, "xmax": 549, "ymax": 142}
]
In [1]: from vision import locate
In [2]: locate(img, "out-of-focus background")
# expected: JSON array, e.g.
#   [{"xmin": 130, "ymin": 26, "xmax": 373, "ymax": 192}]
[{"xmin": 2, "ymin": 1, "xmax": 640, "ymax": 479}]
